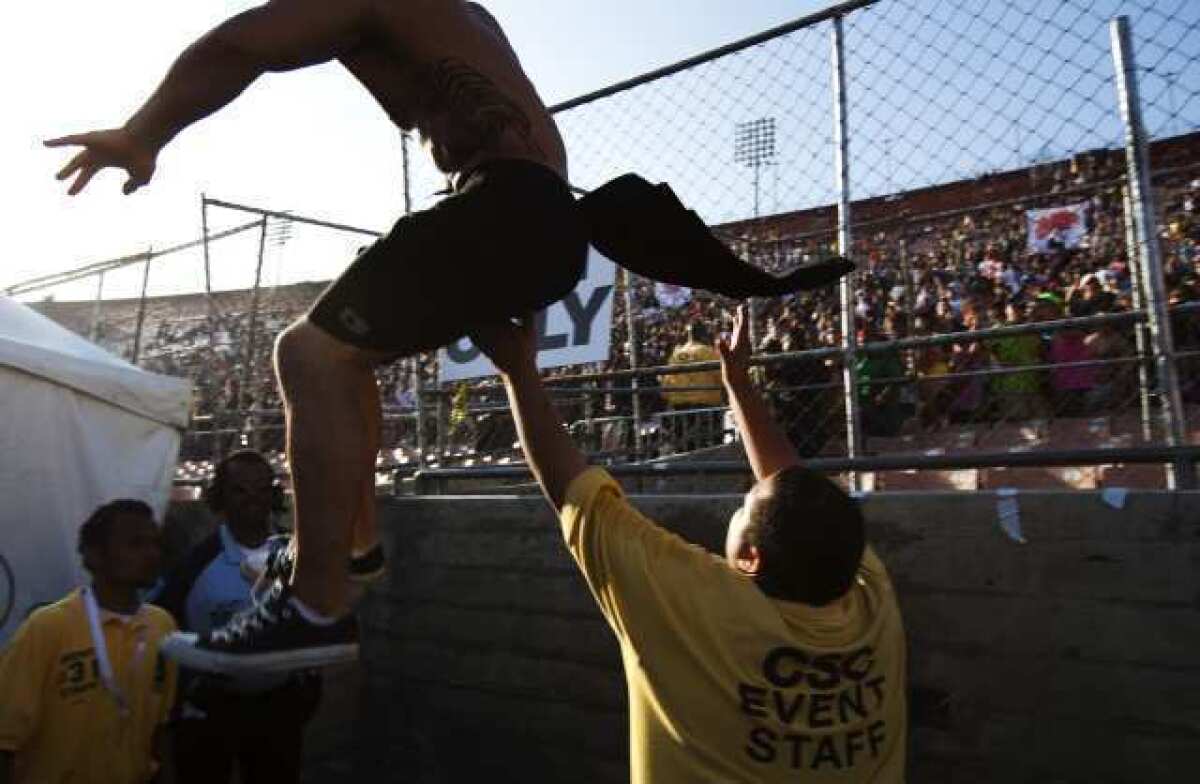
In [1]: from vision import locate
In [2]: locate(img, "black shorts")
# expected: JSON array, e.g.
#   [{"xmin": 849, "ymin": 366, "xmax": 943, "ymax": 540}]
[{"xmin": 309, "ymin": 159, "xmax": 589, "ymax": 354}]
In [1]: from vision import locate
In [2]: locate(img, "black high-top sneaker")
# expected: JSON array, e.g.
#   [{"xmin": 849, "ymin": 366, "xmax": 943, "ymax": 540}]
[
  {"xmin": 161, "ymin": 580, "xmax": 359, "ymax": 675},
  {"xmin": 249, "ymin": 534, "xmax": 294, "ymax": 605}
]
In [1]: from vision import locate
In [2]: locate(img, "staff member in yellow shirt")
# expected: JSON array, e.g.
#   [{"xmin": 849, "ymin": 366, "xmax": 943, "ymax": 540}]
[
  {"xmin": 659, "ymin": 321, "xmax": 724, "ymax": 452},
  {"xmin": 0, "ymin": 499, "xmax": 178, "ymax": 784},
  {"xmin": 471, "ymin": 305, "xmax": 907, "ymax": 783},
  {"xmin": 660, "ymin": 321, "xmax": 723, "ymax": 408}
]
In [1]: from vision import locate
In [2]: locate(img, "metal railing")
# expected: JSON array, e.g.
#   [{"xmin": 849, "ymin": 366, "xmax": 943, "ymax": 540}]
[
  {"xmin": 410, "ymin": 445, "xmax": 1200, "ymax": 496},
  {"xmin": 424, "ymin": 303, "xmax": 1194, "ymax": 451}
]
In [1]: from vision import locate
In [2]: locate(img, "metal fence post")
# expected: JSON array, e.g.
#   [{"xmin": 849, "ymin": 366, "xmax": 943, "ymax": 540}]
[
  {"xmin": 130, "ymin": 249, "xmax": 152, "ymax": 365},
  {"xmin": 242, "ymin": 217, "xmax": 269, "ymax": 449},
  {"xmin": 1120, "ymin": 184, "xmax": 1155, "ymax": 444},
  {"xmin": 413, "ymin": 360, "xmax": 427, "ymax": 459},
  {"xmin": 831, "ymin": 14, "xmax": 864, "ymax": 488},
  {"xmin": 200, "ymin": 195, "xmax": 217, "ymax": 356},
  {"xmin": 900, "ymin": 235, "xmax": 915, "ymax": 338},
  {"xmin": 583, "ymin": 377, "xmax": 596, "ymax": 452},
  {"xmin": 749, "ymin": 183, "xmax": 759, "ymax": 350},
  {"xmin": 397, "ymin": 133, "xmax": 426, "ymax": 460},
  {"xmin": 400, "ymin": 130, "xmax": 413, "ymax": 217},
  {"xmin": 1110, "ymin": 16, "xmax": 1193, "ymax": 489},
  {"xmin": 396, "ymin": 133, "xmax": 424, "ymax": 458},
  {"xmin": 200, "ymin": 194, "xmax": 213, "ymax": 298},
  {"xmin": 436, "ymin": 388, "xmax": 447, "ymax": 460},
  {"xmin": 89, "ymin": 271, "xmax": 106, "ymax": 342},
  {"xmin": 624, "ymin": 268, "xmax": 644, "ymax": 456}
]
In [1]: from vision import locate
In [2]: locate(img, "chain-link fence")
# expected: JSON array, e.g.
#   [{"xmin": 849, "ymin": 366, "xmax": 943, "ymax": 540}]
[{"xmin": 7, "ymin": 0, "xmax": 1199, "ymax": 488}]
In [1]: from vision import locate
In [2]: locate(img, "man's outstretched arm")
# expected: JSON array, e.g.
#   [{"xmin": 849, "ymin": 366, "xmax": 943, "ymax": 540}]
[
  {"xmin": 46, "ymin": 0, "xmax": 370, "ymax": 195},
  {"xmin": 471, "ymin": 319, "xmax": 588, "ymax": 512},
  {"xmin": 718, "ymin": 305, "xmax": 801, "ymax": 482},
  {"xmin": 126, "ymin": 0, "xmax": 370, "ymax": 149}
]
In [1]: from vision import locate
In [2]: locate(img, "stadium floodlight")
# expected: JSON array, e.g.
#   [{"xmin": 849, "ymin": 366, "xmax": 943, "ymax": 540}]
[
  {"xmin": 269, "ymin": 213, "xmax": 294, "ymax": 248},
  {"xmin": 735, "ymin": 117, "xmax": 776, "ymax": 218},
  {"xmin": 735, "ymin": 117, "xmax": 776, "ymax": 347}
]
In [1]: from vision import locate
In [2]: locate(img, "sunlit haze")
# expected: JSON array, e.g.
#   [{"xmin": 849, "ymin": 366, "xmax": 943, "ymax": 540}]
[{"xmin": 3, "ymin": 1, "xmax": 822, "ymax": 299}]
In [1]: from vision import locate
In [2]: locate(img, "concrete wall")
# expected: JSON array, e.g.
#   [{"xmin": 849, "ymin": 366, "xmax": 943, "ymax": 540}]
[{"xmin": 169, "ymin": 488, "xmax": 1200, "ymax": 783}]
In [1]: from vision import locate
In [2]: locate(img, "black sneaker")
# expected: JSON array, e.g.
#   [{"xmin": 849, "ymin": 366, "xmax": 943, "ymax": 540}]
[
  {"xmin": 160, "ymin": 581, "xmax": 359, "ymax": 675},
  {"xmin": 249, "ymin": 534, "xmax": 294, "ymax": 605}
]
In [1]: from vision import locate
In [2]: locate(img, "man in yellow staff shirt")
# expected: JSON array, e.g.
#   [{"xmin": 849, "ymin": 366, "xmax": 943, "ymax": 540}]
[
  {"xmin": 0, "ymin": 500, "xmax": 178, "ymax": 784},
  {"xmin": 471, "ymin": 305, "xmax": 907, "ymax": 783},
  {"xmin": 659, "ymin": 321, "xmax": 724, "ymax": 452},
  {"xmin": 660, "ymin": 321, "xmax": 724, "ymax": 408}
]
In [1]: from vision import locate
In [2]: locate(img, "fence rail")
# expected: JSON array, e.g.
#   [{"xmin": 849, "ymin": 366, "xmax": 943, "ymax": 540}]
[{"xmin": 410, "ymin": 445, "xmax": 1200, "ymax": 495}]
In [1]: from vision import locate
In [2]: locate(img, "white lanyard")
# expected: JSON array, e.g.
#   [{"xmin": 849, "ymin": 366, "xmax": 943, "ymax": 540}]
[{"xmin": 81, "ymin": 587, "xmax": 146, "ymax": 718}]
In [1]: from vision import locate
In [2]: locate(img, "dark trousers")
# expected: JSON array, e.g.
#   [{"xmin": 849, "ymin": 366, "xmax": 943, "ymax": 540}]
[{"xmin": 173, "ymin": 680, "xmax": 320, "ymax": 784}]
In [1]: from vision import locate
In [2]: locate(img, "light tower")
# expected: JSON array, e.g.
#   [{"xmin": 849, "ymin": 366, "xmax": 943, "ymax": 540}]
[{"xmin": 735, "ymin": 117, "xmax": 776, "ymax": 346}]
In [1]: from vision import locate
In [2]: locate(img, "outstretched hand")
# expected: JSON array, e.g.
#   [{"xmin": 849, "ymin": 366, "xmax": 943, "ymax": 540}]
[
  {"xmin": 469, "ymin": 314, "xmax": 538, "ymax": 377},
  {"xmin": 716, "ymin": 304, "xmax": 752, "ymax": 383},
  {"xmin": 44, "ymin": 127, "xmax": 158, "ymax": 196}
]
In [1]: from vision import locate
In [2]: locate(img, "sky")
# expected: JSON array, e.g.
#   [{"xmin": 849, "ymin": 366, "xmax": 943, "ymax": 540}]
[
  {"xmin": 1, "ymin": 0, "xmax": 826, "ymax": 299},
  {"xmin": 4, "ymin": 0, "xmax": 1196, "ymax": 302}
]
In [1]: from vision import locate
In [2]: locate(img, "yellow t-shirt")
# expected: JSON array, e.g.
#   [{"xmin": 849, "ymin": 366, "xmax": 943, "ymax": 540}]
[
  {"xmin": 561, "ymin": 468, "xmax": 907, "ymax": 783},
  {"xmin": 0, "ymin": 589, "xmax": 179, "ymax": 784},
  {"xmin": 660, "ymin": 341, "xmax": 723, "ymax": 408}
]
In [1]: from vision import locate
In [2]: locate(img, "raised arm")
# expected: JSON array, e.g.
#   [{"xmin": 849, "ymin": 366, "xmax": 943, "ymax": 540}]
[
  {"xmin": 470, "ymin": 318, "xmax": 589, "ymax": 512},
  {"xmin": 126, "ymin": 0, "xmax": 371, "ymax": 147},
  {"xmin": 717, "ymin": 305, "xmax": 801, "ymax": 481},
  {"xmin": 46, "ymin": 0, "xmax": 370, "ymax": 195}
]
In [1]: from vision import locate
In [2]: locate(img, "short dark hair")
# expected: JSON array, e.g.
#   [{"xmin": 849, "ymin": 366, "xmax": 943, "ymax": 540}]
[
  {"xmin": 205, "ymin": 450, "xmax": 276, "ymax": 513},
  {"xmin": 77, "ymin": 499, "xmax": 154, "ymax": 558},
  {"xmin": 687, "ymin": 321, "xmax": 711, "ymax": 344},
  {"xmin": 743, "ymin": 466, "xmax": 865, "ymax": 605}
]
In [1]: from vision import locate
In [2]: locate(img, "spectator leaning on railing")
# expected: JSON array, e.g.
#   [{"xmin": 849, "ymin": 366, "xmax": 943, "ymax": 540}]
[
  {"xmin": 658, "ymin": 322, "xmax": 724, "ymax": 452},
  {"xmin": 987, "ymin": 300, "xmax": 1049, "ymax": 425},
  {"xmin": 855, "ymin": 318, "xmax": 908, "ymax": 439},
  {"xmin": 1047, "ymin": 314, "xmax": 1098, "ymax": 418},
  {"xmin": 657, "ymin": 324, "xmax": 720, "ymax": 410}
]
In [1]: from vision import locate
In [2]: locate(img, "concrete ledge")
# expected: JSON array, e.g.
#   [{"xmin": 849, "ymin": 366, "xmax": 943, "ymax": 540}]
[{"xmin": 285, "ymin": 489, "xmax": 1200, "ymax": 782}]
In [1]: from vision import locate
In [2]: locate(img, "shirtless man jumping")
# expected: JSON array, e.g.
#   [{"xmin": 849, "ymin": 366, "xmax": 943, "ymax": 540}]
[{"xmin": 47, "ymin": 0, "xmax": 588, "ymax": 672}]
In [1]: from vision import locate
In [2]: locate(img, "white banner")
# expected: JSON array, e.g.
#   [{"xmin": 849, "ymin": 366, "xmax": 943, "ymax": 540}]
[
  {"xmin": 654, "ymin": 281, "xmax": 692, "ymax": 309},
  {"xmin": 1026, "ymin": 202, "xmax": 1088, "ymax": 252},
  {"xmin": 438, "ymin": 246, "xmax": 616, "ymax": 382}
]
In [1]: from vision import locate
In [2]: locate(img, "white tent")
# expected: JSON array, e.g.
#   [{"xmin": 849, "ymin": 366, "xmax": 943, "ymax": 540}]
[{"xmin": 0, "ymin": 296, "xmax": 190, "ymax": 643}]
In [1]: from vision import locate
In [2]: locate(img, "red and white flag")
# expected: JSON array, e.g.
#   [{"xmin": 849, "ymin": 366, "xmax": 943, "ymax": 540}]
[{"xmin": 1026, "ymin": 202, "xmax": 1088, "ymax": 252}]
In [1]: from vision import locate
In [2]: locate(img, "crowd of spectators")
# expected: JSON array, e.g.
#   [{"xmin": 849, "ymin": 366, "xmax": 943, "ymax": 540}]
[
  {"xmin": 585, "ymin": 159, "xmax": 1200, "ymax": 455},
  {"xmin": 29, "ymin": 149, "xmax": 1200, "ymax": 469}
]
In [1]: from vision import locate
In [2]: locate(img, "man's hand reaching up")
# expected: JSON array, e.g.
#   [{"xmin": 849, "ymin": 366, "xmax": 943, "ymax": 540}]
[{"xmin": 719, "ymin": 304, "xmax": 801, "ymax": 482}]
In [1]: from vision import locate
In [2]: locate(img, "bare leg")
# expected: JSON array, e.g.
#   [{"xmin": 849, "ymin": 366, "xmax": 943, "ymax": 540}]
[
  {"xmin": 274, "ymin": 319, "xmax": 383, "ymax": 616},
  {"xmin": 351, "ymin": 378, "xmax": 382, "ymax": 556},
  {"xmin": 274, "ymin": 365, "xmax": 381, "ymax": 572}
]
